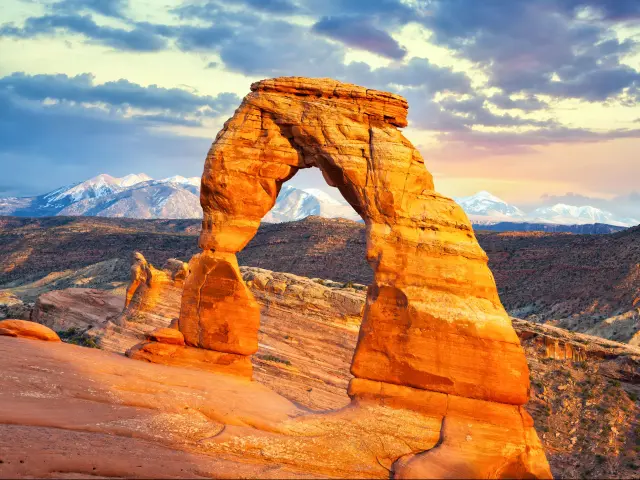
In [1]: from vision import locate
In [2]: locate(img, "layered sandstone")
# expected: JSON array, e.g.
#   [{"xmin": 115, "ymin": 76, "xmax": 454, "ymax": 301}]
[
  {"xmin": 0, "ymin": 278, "xmax": 640, "ymax": 478},
  {"xmin": 171, "ymin": 76, "xmax": 550, "ymax": 477},
  {"xmin": 119, "ymin": 252, "xmax": 187, "ymax": 329}
]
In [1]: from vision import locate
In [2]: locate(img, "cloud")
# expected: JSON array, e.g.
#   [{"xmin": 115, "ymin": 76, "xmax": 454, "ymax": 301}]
[
  {"xmin": 0, "ymin": 88, "xmax": 212, "ymax": 196},
  {"xmin": 433, "ymin": 125, "xmax": 640, "ymax": 157},
  {"xmin": 423, "ymin": 0, "xmax": 640, "ymax": 102},
  {"xmin": 489, "ymin": 93, "xmax": 549, "ymax": 111},
  {"xmin": 0, "ymin": 72, "xmax": 240, "ymax": 120},
  {"xmin": 238, "ymin": 0, "xmax": 299, "ymax": 14},
  {"xmin": 559, "ymin": 0, "xmax": 640, "ymax": 21},
  {"xmin": 0, "ymin": 13, "xmax": 168, "ymax": 51},
  {"xmin": 51, "ymin": 0, "xmax": 128, "ymax": 18},
  {"xmin": 312, "ymin": 16, "xmax": 407, "ymax": 60},
  {"xmin": 437, "ymin": 96, "xmax": 555, "ymax": 128}
]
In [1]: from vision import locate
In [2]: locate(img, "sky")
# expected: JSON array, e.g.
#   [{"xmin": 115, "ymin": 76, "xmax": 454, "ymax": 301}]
[{"xmin": 0, "ymin": 0, "xmax": 639, "ymax": 217}]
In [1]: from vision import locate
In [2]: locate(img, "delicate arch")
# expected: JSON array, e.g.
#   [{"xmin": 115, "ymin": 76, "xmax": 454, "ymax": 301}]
[{"xmin": 179, "ymin": 77, "xmax": 529, "ymax": 405}]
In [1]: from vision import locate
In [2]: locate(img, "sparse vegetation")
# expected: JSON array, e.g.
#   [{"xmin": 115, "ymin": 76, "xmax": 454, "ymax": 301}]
[
  {"xmin": 258, "ymin": 354, "xmax": 291, "ymax": 366},
  {"xmin": 57, "ymin": 327, "xmax": 100, "ymax": 348}
]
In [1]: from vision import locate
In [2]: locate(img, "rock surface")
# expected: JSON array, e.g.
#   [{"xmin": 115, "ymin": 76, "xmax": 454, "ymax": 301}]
[
  {"xmin": 174, "ymin": 77, "xmax": 548, "ymax": 476},
  {"xmin": 13, "ymin": 263, "xmax": 640, "ymax": 478},
  {"xmin": 126, "ymin": 341, "xmax": 253, "ymax": 378},
  {"xmin": 120, "ymin": 252, "xmax": 187, "ymax": 329},
  {"xmin": 179, "ymin": 251, "xmax": 259, "ymax": 355},
  {"xmin": 0, "ymin": 319, "xmax": 60, "ymax": 342},
  {"xmin": 32, "ymin": 288, "xmax": 123, "ymax": 332},
  {"xmin": 101, "ymin": 260, "xmax": 366, "ymax": 409},
  {"xmin": 147, "ymin": 327, "xmax": 185, "ymax": 345},
  {"xmin": 0, "ymin": 292, "xmax": 32, "ymax": 320},
  {"xmin": 0, "ymin": 336, "xmax": 457, "ymax": 479}
]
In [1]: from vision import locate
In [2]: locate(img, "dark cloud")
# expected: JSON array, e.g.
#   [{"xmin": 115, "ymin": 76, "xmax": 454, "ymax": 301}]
[
  {"xmin": 413, "ymin": 94, "xmax": 554, "ymax": 132},
  {"xmin": 0, "ymin": 72, "xmax": 240, "ymax": 119},
  {"xmin": 240, "ymin": 0, "xmax": 299, "ymax": 14},
  {"xmin": 436, "ymin": 125, "xmax": 640, "ymax": 157},
  {"xmin": 559, "ymin": 0, "xmax": 640, "ymax": 21},
  {"xmin": 364, "ymin": 57, "xmax": 472, "ymax": 93},
  {"xmin": 173, "ymin": 24, "xmax": 235, "ymax": 51},
  {"xmin": 0, "ymin": 14, "xmax": 168, "ymax": 51},
  {"xmin": 51, "ymin": 0, "xmax": 128, "ymax": 18},
  {"xmin": 312, "ymin": 16, "xmax": 407, "ymax": 60},
  {"xmin": 299, "ymin": 0, "xmax": 415, "ymax": 23},
  {"xmin": 489, "ymin": 93, "xmax": 549, "ymax": 111},
  {"xmin": 423, "ymin": 0, "xmax": 640, "ymax": 102}
]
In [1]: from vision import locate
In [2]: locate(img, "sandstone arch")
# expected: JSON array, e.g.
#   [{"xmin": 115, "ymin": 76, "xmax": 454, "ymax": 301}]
[
  {"xmin": 176, "ymin": 77, "xmax": 551, "ymax": 477},
  {"xmin": 180, "ymin": 77, "xmax": 527, "ymax": 402}
]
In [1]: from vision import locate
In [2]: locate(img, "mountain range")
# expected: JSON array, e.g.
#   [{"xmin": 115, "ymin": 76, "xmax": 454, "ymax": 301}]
[
  {"xmin": 0, "ymin": 174, "xmax": 636, "ymax": 229},
  {"xmin": 455, "ymin": 191, "xmax": 638, "ymax": 228}
]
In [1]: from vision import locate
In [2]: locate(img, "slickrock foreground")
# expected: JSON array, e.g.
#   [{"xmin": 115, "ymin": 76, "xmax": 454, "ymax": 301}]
[
  {"xmin": 4, "ymin": 260, "xmax": 640, "ymax": 477},
  {"xmin": 159, "ymin": 77, "xmax": 551, "ymax": 477}
]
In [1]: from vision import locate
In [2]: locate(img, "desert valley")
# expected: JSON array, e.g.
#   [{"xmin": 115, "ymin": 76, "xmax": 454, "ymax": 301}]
[{"xmin": 0, "ymin": 76, "xmax": 639, "ymax": 479}]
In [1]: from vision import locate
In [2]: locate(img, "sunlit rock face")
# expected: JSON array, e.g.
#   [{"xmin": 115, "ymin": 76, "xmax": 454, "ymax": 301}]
[
  {"xmin": 172, "ymin": 77, "xmax": 552, "ymax": 478},
  {"xmin": 119, "ymin": 252, "xmax": 188, "ymax": 329}
]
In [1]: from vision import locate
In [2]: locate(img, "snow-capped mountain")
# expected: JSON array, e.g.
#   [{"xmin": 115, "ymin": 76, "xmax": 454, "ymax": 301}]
[
  {"xmin": 455, "ymin": 191, "xmax": 526, "ymax": 219},
  {"xmin": 264, "ymin": 185, "xmax": 360, "ymax": 223},
  {"xmin": 160, "ymin": 175, "xmax": 201, "ymax": 187},
  {"xmin": 1, "ymin": 177, "xmax": 636, "ymax": 228},
  {"xmin": 0, "ymin": 174, "xmax": 358, "ymax": 222},
  {"xmin": 0, "ymin": 173, "xmax": 201, "ymax": 219},
  {"xmin": 528, "ymin": 204, "xmax": 636, "ymax": 227},
  {"xmin": 454, "ymin": 192, "xmax": 638, "ymax": 228}
]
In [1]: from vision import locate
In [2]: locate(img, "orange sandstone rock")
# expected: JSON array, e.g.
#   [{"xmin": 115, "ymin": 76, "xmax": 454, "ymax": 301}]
[
  {"xmin": 183, "ymin": 76, "xmax": 528, "ymax": 402},
  {"xmin": 147, "ymin": 327, "xmax": 185, "ymax": 346},
  {"xmin": 0, "ymin": 319, "xmax": 60, "ymax": 342},
  {"xmin": 179, "ymin": 250, "xmax": 259, "ymax": 355},
  {"xmin": 119, "ymin": 252, "xmax": 188, "ymax": 329}
]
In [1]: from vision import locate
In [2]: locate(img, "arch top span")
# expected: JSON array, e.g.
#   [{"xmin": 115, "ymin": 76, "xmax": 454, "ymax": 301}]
[{"xmin": 250, "ymin": 76, "xmax": 409, "ymax": 127}]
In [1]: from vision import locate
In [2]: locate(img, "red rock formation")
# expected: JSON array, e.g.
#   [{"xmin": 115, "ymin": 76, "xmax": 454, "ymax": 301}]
[
  {"xmin": 147, "ymin": 327, "xmax": 185, "ymax": 346},
  {"xmin": 120, "ymin": 252, "xmax": 188, "ymax": 329},
  {"xmin": 173, "ymin": 77, "xmax": 550, "ymax": 477},
  {"xmin": 0, "ymin": 319, "xmax": 60, "ymax": 342},
  {"xmin": 179, "ymin": 251, "xmax": 259, "ymax": 355}
]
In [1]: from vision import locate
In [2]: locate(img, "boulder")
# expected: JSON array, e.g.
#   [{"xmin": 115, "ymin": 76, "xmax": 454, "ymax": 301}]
[
  {"xmin": 0, "ymin": 319, "xmax": 60, "ymax": 342},
  {"xmin": 147, "ymin": 327, "xmax": 185, "ymax": 346},
  {"xmin": 0, "ymin": 292, "xmax": 32, "ymax": 320},
  {"xmin": 179, "ymin": 251, "xmax": 259, "ymax": 355}
]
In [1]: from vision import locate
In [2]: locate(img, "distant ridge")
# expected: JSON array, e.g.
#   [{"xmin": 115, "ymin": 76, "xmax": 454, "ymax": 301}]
[{"xmin": 0, "ymin": 174, "xmax": 636, "ymax": 229}]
